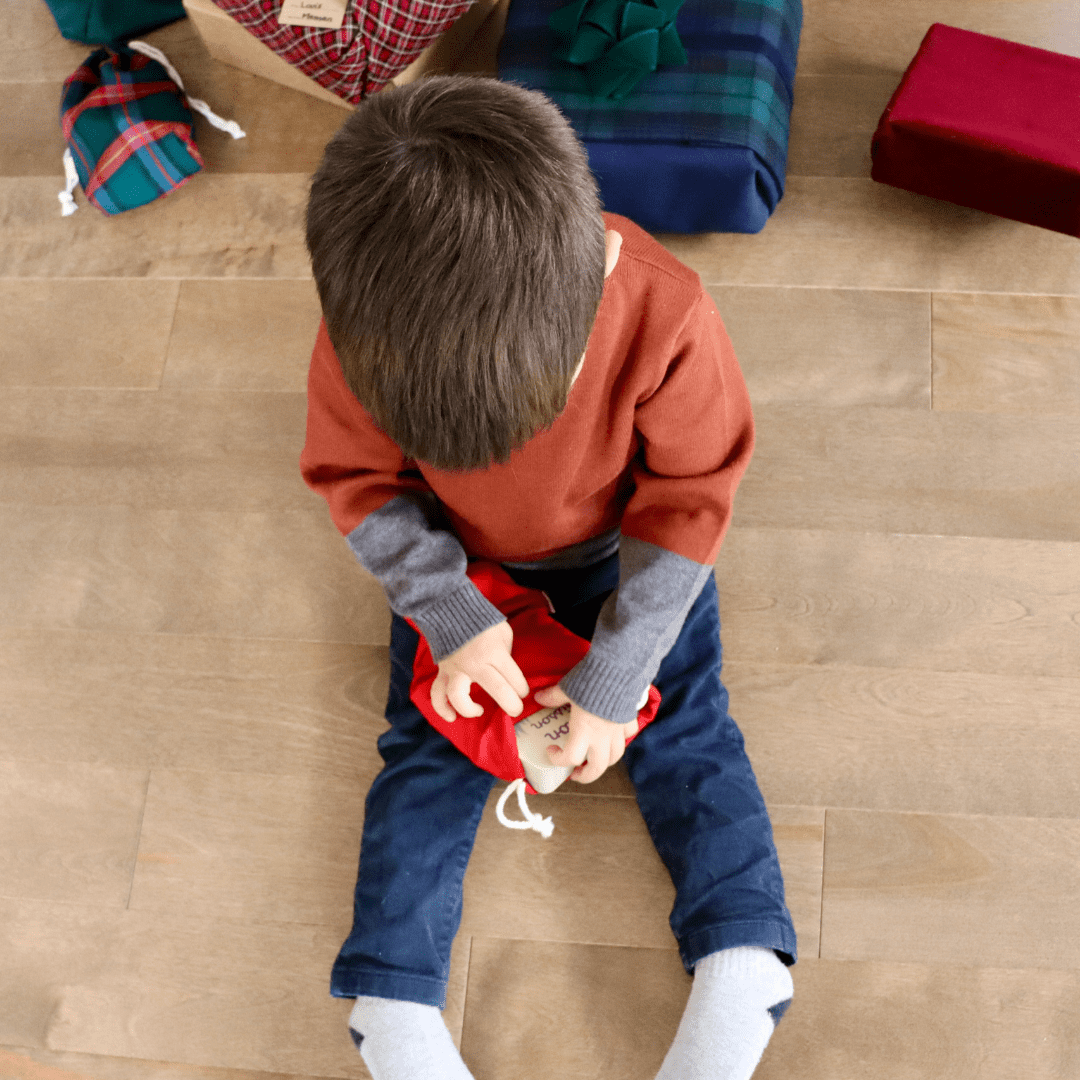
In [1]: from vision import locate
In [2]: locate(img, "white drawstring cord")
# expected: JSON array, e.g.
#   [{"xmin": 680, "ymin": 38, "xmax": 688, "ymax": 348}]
[
  {"xmin": 58, "ymin": 147, "xmax": 80, "ymax": 215},
  {"xmin": 496, "ymin": 779, "xmax": 554, "ymax": 838},
  {"xmin": 128, "ymin": 41, "xmax": 247, "ymax": 139}
]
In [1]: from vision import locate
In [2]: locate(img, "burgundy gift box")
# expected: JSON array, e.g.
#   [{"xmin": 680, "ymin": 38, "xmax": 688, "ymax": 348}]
[{"xmin": 871, "ymin": 23, "xmax": 1080, "ymax": 237}]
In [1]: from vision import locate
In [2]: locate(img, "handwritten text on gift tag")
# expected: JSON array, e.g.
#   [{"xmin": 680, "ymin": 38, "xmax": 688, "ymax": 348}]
[{"xmin": 278, "ymin": 0, "xmax": 349, "ymax": 30}]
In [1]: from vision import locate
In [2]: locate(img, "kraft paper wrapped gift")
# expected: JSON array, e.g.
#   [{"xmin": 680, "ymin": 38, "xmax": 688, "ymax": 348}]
[{"xmin": 871, "ymin": 23, "xmax": 1080, "ymax": 237}]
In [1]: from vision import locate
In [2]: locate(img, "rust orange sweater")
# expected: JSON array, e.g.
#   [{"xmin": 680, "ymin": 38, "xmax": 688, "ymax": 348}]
[
  {"xmin": 301, "ymin": 214, "xmax": 754, "ymax": 723},
  {"xmin": 301, "ymin": 214, "xmax": 753, "ymax": 565}
]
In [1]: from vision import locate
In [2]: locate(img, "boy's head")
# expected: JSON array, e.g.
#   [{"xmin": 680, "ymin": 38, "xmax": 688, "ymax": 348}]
[{"xmin": 306, "ymin": 75, "xmax": 607, "ymax": 472}]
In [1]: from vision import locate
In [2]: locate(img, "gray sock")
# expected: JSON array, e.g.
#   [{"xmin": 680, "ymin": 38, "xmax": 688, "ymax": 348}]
[
  {"xmin": 654, "ymin": 946, "xmax": 794, "ymax": 1080},
  {"xmin": 348, "ymin": 995, "xmax": 475, "ymax": 1080}
]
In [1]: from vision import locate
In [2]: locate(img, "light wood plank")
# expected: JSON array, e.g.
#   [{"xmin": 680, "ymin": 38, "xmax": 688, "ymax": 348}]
[
  {"xmin": 0, "ymin": 3, "xmax": 89, "ymax": 82},
  {"xmin": 0, "ymin": 1046, "xmax": 339, "ymax": 1080},
  {"xmin": 799, "ymin": 0, "xmax": 1080, "ymax": 74},
  {"xmin": 46, "ymin": 920, "xmax": 469, "ymax": 1076},
  {"xmin": 737, "ymin": 404, "xmax": 1080, "ymax": 541},
  {"xmin": 820, "ymin": 810, "xmax": 1080, "ymax": 969},
  {"xmin": 0, "ymin": 760, "xmax": 147, "ymax": 907},
  {"xmin": 466, "ymin": 793, "xmax": 823, "ymax": 956},
  {"xmin": 129, "ymin": 769, "xmax": 367, "ymax": 927},
  {"xmin": 18, "ymin": 392, "xmax": 1078, "ymax": 540},
  {"xmin": 757, "ymin": 957, "xmax": 1080, "ymax": 1080},
  {"xmin": 659, "ymin": 178, "xmax": 1080, "ymax": 296},
  {"xmin": 0, "ymin": 281, "xmax": 178, "ymax": 388},
  {"xmin": 163, "ymin": 281, "xmax": 321, "ymax": 391},
  {"xmin": 786, "ymin": 74, "xmax": 898, "ymax": 177},
  {"xmin": 462, "ymin": 938, "xmax": 685, "ymax": 1079},
  {"xmin": 772, "ymin": 808, "xmax": 824, "ymax": 960},
  {"xmin": 708, "ymin": 286, "xmax": 930, "ymax": 407},
  {"xmin": 14, "ymin": 526, "xmax": 1066, "ymax": 680},
  {"xmin": 0, "ymin": 629, "xmax": 389, "ymax": 779},
  {"xmin": 0, "ymin": 901, "xmax": 372, "ymax": 1077},
  {"xmin": 0, "ymin": 84, "xmax": 67, "ymax": 177},
  {"xmin": 0, "ymin": 901, "xmax": 125, "ymax": 1051},
  {"xmin": 728, "ymin": 660, "xmax": 1080, "ymax": 819},
  {"xmin": 715, "ymin": 528, "xmax": 1080, "ymax": 678},
  {"xmin": 461, "ymin": 947, "xmax": 1080, "ymax": 1080},
  {"xmin": 0, "ymin": 505, "xmax": 389, "ymax": 644},
  {"xmin": 0, "ymin": 389, "xmax": 309, "ymax": 509},
  {"xmin": 933, "ymin": 292, "xmax": 1080, "ymax": 414},
  {"xmin": 0, "ymin": 177, "xmax": 311, "ymax": 279}
]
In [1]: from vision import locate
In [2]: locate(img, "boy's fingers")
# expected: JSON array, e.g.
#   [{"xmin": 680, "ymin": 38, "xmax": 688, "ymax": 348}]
[
  {"xmin": 573, "ymin": 752, "xmax": 604, "ymax": 784},
  {"xmin": 549, "ymin": 733, "xmax": 588, "ymax": 768},
  {"xmin": 447, "ymin": 672, "xmax": 483, "ymax": 717},
  {"xmin": 491, "ymin": 655, "xmax": 529, "ymax": 708},
  {"xmin": 534, "ymin": 685, "xmax": 569, "ymax": 707},
  {"xmin": 506, "ymin": 657, "xmax": 530, "ymax": 700},
  {"xmin": 478, "ymin": 669, "xmax": 524, "ymax": 717},
  {"xmin": 430, "ymin": 679, "xmax": 456, "ymax": 723},
  {"xmin": 489, "ymin": 626, "xmax": 529, "ymax": 699}
]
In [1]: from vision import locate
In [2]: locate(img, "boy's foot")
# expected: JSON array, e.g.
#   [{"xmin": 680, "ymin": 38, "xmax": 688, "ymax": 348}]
[
  {"xmin": 654, "ymin": 946, "xmax": 793, "ymax": 1080},
  {"xmin": 348, "ymin": 995, "xmax": 475, "ymax": 1080}
]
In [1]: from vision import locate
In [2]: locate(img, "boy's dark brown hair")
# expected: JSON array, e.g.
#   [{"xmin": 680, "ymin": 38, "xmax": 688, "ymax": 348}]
[{"xmin": 306, "ymin": 75, "xmax": 607, "ymax": 471}]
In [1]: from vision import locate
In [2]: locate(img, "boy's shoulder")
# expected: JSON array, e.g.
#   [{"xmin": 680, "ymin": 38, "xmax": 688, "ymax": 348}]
[{"xmin": 602, "ymin": 212, "xmax": 704, "ymax": 295}]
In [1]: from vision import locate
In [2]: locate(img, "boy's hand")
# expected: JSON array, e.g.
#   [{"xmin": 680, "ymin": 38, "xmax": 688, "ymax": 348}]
[
  {"xmin": 533, "ymin": 686, "xmax": 639, "ymax": 784},
  {"xmin": 431, "ymin": 621, "xmax": 530, "ymax": 723}
]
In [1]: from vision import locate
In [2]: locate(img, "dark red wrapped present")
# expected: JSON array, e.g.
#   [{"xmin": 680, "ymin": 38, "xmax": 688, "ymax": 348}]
[{"xmin": 871, "ymin": 23, "xmax": 1080, "ymax": 237}]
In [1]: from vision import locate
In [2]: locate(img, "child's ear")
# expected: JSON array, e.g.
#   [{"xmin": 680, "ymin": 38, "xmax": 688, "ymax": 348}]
[{"xmin": 604, "ymin": 230, "xmax": 622, "ymax": 278}]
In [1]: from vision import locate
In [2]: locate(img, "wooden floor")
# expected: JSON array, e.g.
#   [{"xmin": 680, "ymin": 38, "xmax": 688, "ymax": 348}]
[{"xmin": 3, "ymin": 2, "xmax": 1079, "ymax": 1078}]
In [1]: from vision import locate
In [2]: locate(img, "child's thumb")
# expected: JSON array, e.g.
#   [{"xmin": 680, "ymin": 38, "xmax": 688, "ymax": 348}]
[{"xmin": 533, "ymin": 685, "xmax": 569, "ymax": 708}]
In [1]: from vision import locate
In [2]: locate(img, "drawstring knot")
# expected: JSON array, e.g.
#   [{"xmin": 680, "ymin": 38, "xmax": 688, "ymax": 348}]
[{"xmin": 496, "ymin": 779, "xmax": 554, "ymax": 838}]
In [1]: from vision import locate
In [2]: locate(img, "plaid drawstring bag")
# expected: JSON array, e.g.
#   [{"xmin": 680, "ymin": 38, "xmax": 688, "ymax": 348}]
[{"xmin": 58, "ymin": 40, "xmax": 246, "ymax": 216}]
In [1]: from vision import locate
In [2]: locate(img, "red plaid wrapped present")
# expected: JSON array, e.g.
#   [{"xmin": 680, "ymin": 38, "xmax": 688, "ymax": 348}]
[
  {"xmin": 211, "ymin": 0, "xmax": 474, "ymax": 101},
  {"xmin": 871, "ymin": 23, "xmax": 1080, "ymax": 237}
]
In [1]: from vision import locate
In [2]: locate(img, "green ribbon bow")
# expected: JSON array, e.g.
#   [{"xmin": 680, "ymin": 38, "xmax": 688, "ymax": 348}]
[{"xmin": 548, "ymin": 0, "xmax": 688, "ymax": 100}]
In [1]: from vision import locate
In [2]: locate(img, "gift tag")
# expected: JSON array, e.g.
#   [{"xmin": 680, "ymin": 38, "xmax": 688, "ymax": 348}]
[{"xmin": 278, "ymin": 0, "xmax": 349, "ymax": 30}]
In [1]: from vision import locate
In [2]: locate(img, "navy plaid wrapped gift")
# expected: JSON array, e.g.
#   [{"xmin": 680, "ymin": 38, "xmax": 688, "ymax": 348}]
[
  {"xmin": 499, "ymin": 0, "xmax": 802, "ymax": 233},
  {"xmin": 58, "ymin": 41, "xmax": 245, "ymax": 216}
]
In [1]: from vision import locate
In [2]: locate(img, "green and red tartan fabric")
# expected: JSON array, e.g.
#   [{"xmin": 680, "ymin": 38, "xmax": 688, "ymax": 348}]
[
  {"xmin": 60, "ymin": 46, "xmax": 203, "ymax": 215},
  {"xmin": 210, "ymin": 0, "xmax": 474, "ymax": 102}
]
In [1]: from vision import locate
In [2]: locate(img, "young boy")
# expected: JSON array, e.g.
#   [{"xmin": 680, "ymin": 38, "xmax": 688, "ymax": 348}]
[{"xmin": 301, "ymin": 75, "xmax": 796, "ymax": 1080}]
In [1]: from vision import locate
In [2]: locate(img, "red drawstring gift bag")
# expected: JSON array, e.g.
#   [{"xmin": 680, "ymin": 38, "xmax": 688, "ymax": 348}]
[{"xmin": 407, "ymin": 561, "xmax": 661, "ymax": 837}]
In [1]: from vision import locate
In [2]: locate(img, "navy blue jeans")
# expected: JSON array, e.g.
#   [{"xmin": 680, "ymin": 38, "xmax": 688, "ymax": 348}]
[{"xmin": 330, "ymin": 553, "xmax": 797, "ymax": 1007}]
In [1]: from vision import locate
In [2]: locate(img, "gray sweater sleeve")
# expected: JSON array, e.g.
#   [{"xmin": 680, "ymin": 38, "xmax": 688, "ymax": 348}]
[
  {"xmin": 558, "ymin": 535, "xmax": 714, "ymax": 724},
  {"xmin": 346, "ymin": 493, "xmax": 506, "ymax": 662}
]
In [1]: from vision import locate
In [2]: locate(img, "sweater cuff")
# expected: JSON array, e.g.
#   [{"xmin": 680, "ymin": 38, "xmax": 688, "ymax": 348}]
[
  {"xmin": 412, "ymin": 580, "xmax": 507, "ymax": 664},
  {"xmin": 559, "ymin": 650, "xmax": 652, "ymax": 725}
]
